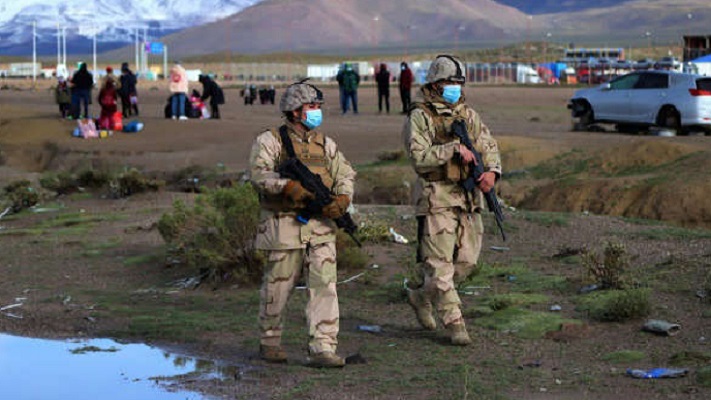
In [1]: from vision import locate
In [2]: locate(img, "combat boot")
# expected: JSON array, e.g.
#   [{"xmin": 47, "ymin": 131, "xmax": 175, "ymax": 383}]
[
  {"xmin": 407, "ymin": 290, "xmax": 436, "ymax": 331},
  {"xmin": 259, "ymin": 345, "xmax": 287, "ymax": 363},
  {"xmin": 447, "ymin": 323, "xmax": 472, "ymax": 346},
  {"xmin": 306, "ymin": 352, "xmax": 346, "ymax": 368}
]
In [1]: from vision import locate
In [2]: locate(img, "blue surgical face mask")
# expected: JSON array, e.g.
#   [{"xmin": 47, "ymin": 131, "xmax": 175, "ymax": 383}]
[
  {"xmin": 302, "ymin": 109, "xmax": 323, "ymax": 130},
  {"xmin": 442, "ymin": 85, "xmax": 462, "ymax": 104}
]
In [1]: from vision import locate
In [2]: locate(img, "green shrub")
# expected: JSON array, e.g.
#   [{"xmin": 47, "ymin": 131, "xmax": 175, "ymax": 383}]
[
  {"xmin": 158, "ymin": 184, "xmax": 263, "ymax": 284},
  {"xmin": 698, "ymin": 366, "xmax": 711, "ymax": 388},
  {"xmin": 577, "ymin": 288, "xmax": 651, "ymax": 322},
  {"xmin": 336, "ymin": 231, "xmax": 370, "ymax": 272},
  {"xmin": 77, "ymin": 168, "xmax": 112, "ymax": 188},
  {"xmin": 109, "ymin": 168, "xmax": 163, "ymax": 198},
  {"xmin": 582, "ymin": 242, "xmax": 629, "ymax": 289},
  {"xmin": 39, "ymin": 171, "xmax": 79, "ymax": 194},
  {"xmin": 2, "ymin": 180, "xmax": 39, "ymax": 212}
]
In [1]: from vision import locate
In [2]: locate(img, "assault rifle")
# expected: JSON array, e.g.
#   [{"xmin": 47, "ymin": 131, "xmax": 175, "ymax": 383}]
[
  {"xmin": 276, "ymin": 126, "xmax": 361, "ymax": 247},
  {"xmin": 451, "ymin": 120, "xmax": 507, "ymax": 241}
]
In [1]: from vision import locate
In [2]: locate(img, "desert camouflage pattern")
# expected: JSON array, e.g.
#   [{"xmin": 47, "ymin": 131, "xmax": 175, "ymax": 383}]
[
  {"xmin": 403, "ymin": 86, "xmax": 502, "ymax": 215},
  {"xmin": 259, "ymin": 242, "xmax": 339, "ymax": 354},
  {"xmin": 403, "ymin": 84, "xmax": 501, "ymax": 327},
  {"xmin": 279, "ymin": 82, "xmax": 324, "ymax": 112},
  {"xmin": 426, "ymin": 55, "xmax": 466, "ymax": 84},
  {"xmin": 249, "ymin": 121, "xmax": 355, "ymax": 354},
  {"xmin": 415, "ymin": 209, "xmax": 483, "ymax": 326}
]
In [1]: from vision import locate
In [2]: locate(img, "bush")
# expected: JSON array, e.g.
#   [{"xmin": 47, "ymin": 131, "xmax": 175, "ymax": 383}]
[
  {"xmin": 109, "ymin": 168, "xmax": 164, "ymax": 198},
  {"xmin": 40, "ymin": 172, "xmax": 80, "ymax": 195},
  {"xmin": 336, "ymin": 231, "xmax": 370, "ymax": 272},
  {"xmin": 2, "ymin": 180, "xmax": 39, "ymax": 212},
  {"xmin": 77, "ymin": 168, "xmax": 112, "ymax": 188},
  {"xmin": 578, "ymin": 288, "xmax": 651, "ymax": 322},
  {"xmin": 158, "ymin": 184, "xmax": 263, "ymax": 284},
  {"xmin": 582, "ymin": 242, "xmax": 629, "ymax": 289}
]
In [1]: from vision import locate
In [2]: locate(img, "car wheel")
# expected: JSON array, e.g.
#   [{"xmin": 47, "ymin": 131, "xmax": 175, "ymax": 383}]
[
  {"xmin": 572, "ymin": 102, "xmax": 594, "ymax": 131},
  {"xmin": 657, "ymin": 107, "xmax": 681, "ymax": 135}
]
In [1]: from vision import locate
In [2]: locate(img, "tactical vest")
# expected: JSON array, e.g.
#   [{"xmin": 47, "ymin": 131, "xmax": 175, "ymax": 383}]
[
  {"xmin": 410, "ymin": 102, "xmax": 478, "ymax": 182},
  {"xmin": 261, "ymin": 125, "xmax": 334, "ymax": 211}
]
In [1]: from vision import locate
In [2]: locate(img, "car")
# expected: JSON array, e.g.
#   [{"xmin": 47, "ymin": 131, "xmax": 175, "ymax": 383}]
[
  {"xmin": 567, "ymin": 70, "xmax": 711, "ymax": 135},
  {"xmin": 633, "ymin": 58, "xmax": 655, "ymax": 70},
  {"xmin": 655, "ymin": 56, "xmax": 682, "ymax": 71},
  {"xmin": 611, "ymin": 60, "xmax": 633, "ymax": 70}
]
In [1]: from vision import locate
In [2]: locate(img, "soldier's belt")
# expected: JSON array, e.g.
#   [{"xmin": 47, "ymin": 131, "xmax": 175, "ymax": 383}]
[{"xmin": 420, "ymin": 170, "xmax": 447, "ymax": 182}]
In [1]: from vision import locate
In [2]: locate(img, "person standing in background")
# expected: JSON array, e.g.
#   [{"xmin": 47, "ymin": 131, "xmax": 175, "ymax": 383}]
[
  {"xmin": 339, "ymin": 63, "xmax": 360, "ymax": 115},
  {"xmin": 399, "ymin": 62, "xmax": 414, "ymax": 114},
  {"xmin": 119, "ymin": 62, "xmax": 139, "ymax": 117},
  {"xmin": 70, "ymin": 62, "xmax": 93, "ymax": 119},
  {"xmin": 375, "ymin": 63, "xmax": 391, "ymax": 114},
  {"xmin": 55, "ymin": 76, "xmax": 71, "ymax": 119},
  {"xmin": 169, "ymin": 61, "xmax": 189, "ymax": 120}
]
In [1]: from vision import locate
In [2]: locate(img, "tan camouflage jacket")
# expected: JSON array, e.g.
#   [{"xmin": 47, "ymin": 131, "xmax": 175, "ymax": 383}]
[
  {"xmin": 249, "ymin": 121, "xmax": 356, "ymax": 250},
  {"xmin": 403, "ymin": 87, "xmax": 502, "ymax": 215}
]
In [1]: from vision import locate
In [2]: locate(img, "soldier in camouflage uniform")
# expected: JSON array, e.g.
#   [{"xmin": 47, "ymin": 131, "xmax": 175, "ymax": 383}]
[
  {"xmin": 249, "ymin": 81, "xmax": 356, "ymax": 367},
  {"xmin": 402, "ymin": 55, "xmax": 501, "ymax": 345}
]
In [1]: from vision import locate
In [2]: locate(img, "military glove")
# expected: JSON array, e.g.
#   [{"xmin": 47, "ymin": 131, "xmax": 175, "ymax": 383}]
[
  {"xmin": 283, "ymin": 180, "xmax": 314, "ymax": 203},
  {"xmin": 322, "ymin": 194, "xmax": 351, "ymax": 219}
]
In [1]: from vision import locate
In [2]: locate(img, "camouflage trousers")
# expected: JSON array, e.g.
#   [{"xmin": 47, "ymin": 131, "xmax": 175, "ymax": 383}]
[
  {"xmin": 259, "ymin": 241, "xmax": 339, "ymax": 354},
  {"xmin": 413, "ymin": 208, "xmax": 483, "ymax": 326}
]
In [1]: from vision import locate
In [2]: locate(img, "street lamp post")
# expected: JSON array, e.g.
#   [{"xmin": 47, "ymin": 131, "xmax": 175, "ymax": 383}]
[
  {"xmin": 543, "ymin": 32, "xmax": 552, "ymax": 64},
  {"xmin": 32, "ymin": 20, "xmax": 37, "ymax": 85},
  {"xmin": 455, "ymin": 24, "xmax": 465, "ymax": 53}
]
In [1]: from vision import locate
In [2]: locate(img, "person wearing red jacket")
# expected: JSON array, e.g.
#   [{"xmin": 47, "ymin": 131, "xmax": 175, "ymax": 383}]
[{"xmin": 399, "ymin": 61, "xmax": 414, "ymax": 114}]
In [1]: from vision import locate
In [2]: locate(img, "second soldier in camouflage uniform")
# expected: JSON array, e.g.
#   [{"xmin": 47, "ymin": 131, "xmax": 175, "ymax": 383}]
[
  {"xmin": 249, "ymin": 81, "xmax": 356, "ymax": 367},
  {"xmin": 402, "ymin": 55, "xmax": 502, "ymax": 345}
]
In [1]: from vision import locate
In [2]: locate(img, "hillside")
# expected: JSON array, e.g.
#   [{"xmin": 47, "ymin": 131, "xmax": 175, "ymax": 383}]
[
  {"xmin": 104, "ymin": 0, "xmax": 535, "ymax": 59},
  {"xmin": 497, "ymin": 0, "xmax": 634, "ymax": 14},
  {"xmin": 536, "ymin": 0, "xmax": 711, "ymax": 46}
]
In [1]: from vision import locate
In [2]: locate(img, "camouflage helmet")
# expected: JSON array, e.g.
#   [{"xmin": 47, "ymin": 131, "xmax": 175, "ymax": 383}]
[
  {"xmin": 279, "ymin": 79, "xmax": 324, "ymax": 112},
  {"xmin": 426, "ymin": 55, "xmax": 466, "ymax": 84}
]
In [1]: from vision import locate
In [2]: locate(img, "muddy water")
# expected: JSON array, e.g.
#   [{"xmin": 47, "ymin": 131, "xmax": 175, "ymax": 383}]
[{"xmin": 0, "ymin": 334, "xmax": 230, "ymax": 399}]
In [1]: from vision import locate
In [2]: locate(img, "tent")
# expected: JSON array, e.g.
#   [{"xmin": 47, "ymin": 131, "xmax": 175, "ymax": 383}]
[{"xmin": 691, "ymin": 54, "xmax": 711, "ymax": 76}]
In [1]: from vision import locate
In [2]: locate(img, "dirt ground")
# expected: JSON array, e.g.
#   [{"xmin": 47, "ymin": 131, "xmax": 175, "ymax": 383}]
[{"xmin": 0, "ymin": 82, "xmax": 710, "ymax": 399}]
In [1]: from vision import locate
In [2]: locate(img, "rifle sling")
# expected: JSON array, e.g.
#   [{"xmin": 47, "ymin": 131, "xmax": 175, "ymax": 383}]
[{"xmin": 278, "ymin": 125, "xmax": 297, "ymax": 159}]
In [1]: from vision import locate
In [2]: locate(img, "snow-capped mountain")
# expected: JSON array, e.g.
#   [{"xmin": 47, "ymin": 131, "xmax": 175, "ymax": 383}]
[{"xmin": 0, "ymin": 0, "xmax": 260, "ymax": 55}]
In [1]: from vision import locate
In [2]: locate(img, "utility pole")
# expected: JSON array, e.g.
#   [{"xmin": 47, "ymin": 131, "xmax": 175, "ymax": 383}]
[
  {"xmin": 92, "ymin": 24, "xmax": 97, "ymax": 82},
  {"xmin": 57, "ymin": 23, "xmax": 61, "ymax": 67},
  {"xmin": 143, "ymin": 28, "xmax": 148, "ymax": 74},
  {"xmin": 32, "ymin": 20, "xmax": 37, "ymax": 85},
  {"xmin": 135, "ymin": 28, "xmax": 139, "ymax": 72},
  {"xmin": 62, "ymin": 27, "xmax": 66, "ymax": 66}
]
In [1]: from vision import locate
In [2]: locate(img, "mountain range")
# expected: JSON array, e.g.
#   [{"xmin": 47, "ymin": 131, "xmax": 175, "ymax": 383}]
[
  {"xmin": 2, "ymin": 0, "xmax": 710, "ymax": 58},
  {"xmin": 0, "ymin": 0, "xmax": 258, "ymax": 55}
]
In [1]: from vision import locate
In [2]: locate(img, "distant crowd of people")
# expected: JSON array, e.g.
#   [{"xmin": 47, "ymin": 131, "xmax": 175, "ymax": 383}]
[
  {"xmin": 240, "ymin": 84, "xmax": 276, "ymax": 105},
  {"xmin": 335, "ymin": 61, "xmax": 414, "ymax": 115},
  {"xmin": 54, "ymin": 60, "xmax": 417, "ymax": 123}
]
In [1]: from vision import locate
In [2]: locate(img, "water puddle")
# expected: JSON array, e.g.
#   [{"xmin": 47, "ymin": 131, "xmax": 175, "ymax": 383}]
[{"xmin": 0, "ymin": 334, "xmax": 237, "ymax": 400}]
